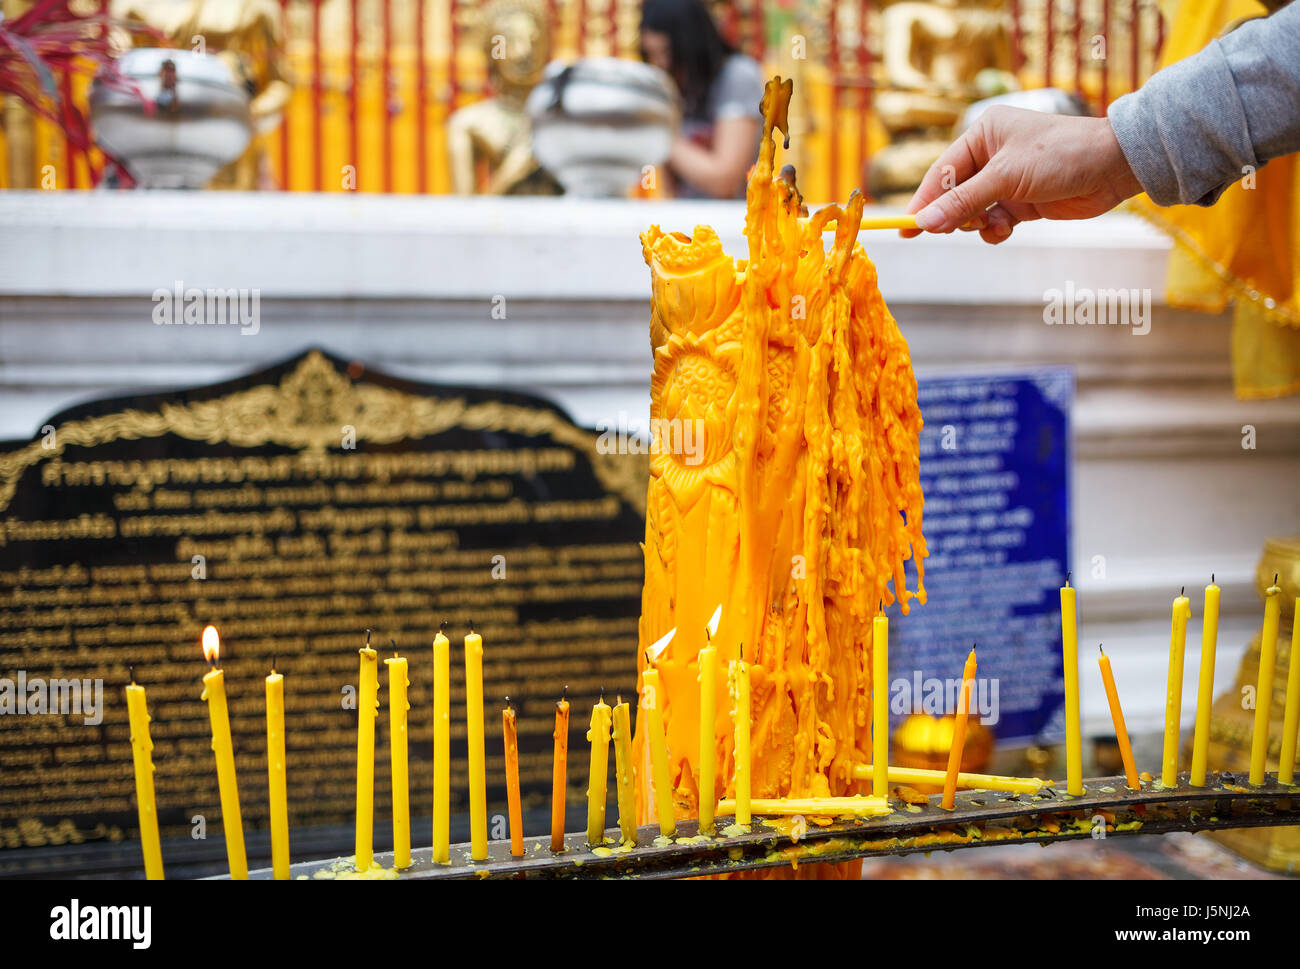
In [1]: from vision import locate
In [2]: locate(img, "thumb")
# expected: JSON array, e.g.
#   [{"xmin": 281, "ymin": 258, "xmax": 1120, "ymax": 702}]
[{"xmin": 914, "ymin": 167, "xmax": 1007, "ymax": 233}]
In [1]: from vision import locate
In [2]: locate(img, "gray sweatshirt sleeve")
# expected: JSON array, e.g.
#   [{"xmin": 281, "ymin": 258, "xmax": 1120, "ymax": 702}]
[{"xmin": 1107, "ymin": 2, "xmax": 1300, "ymax": 206}]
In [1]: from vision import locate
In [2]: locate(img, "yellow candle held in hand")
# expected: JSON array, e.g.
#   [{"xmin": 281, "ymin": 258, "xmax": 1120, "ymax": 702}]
[
  {"xmin": 941, "ymin": 648, "xmax": 977, "ymax": 810},
  {"xmin": 585, "ymin": 696, "xmax": 612, "ymax": 845},
  {"xmin": 265, "ymin": 661, "xmax": 289, "ymax": 880},
  {"xmin": 385, "ymin": 650, "xmax": 411, "ymax": 869},
  {"xmin": 729, "ymin": 652, "xmax": 751, "ymax": 828},
  {"xmin": 642, "ymin": 629, "xmax": 676, "ymax": 838},
  {"xmin": 125, "ymin": 674, "xmax": 163, "ymax": 880},
  {"xmin": 354, "ymin": 631, "xmax": 379, "ymax": 871},
  {"xmin": 1190, "ymin": 578, "xmax": 1221, "ymax": 787},
  {"xmin": 698, "ymin": 605, "xmax": 722, "ymax": 834},
  {"xmin": 1250, "ymin": 578, "xmax": 1282, "ymax": 786},
  {"xmin": 550, "ymin": 693, "xmax": 569, "ymax": 852},
  {"xmin": 872, "ymin": 613, "xmax": 889, "ymax": 798},
  {"xmin": 465, "ymin": 623, "xmax": 488, "ymax": 860},
  {"xmin": 612, "ymin": 697, "xmax": 637, "ymax": 847},
  {"xmin": 1060, "ymin": 577, "xmax": 1083, "ymax": 796},
  {"xmin": 1278, "ymin": 596, "xmax": 1300, "ymax": 786},
  {"xmin": 1097, "ymin": 646, "xmax": 1140, "ymax": 790},
  {"xmin": 503, "ymin": 700, "xmax": 524, "ymax": 857},
  {"xmin": 199, "ymin": 626, "xmax": 247, "ymax": 879},
  {"xmin": 1161, "ymin": 590, "xmax": 1192, "ymax": 787},
  {"xmin": 432, "ymin": 622, "xmax": 450, "ymax": 864}
]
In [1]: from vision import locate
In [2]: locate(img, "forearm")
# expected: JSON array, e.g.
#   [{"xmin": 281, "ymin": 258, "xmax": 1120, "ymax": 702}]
[
  {"xmin": 1107, "ymin": 1, "xmax": 1300, "ymax": 206},
  {"xmin": 668, "ymin": 139, "xmax": 747, "ymax": 198}
]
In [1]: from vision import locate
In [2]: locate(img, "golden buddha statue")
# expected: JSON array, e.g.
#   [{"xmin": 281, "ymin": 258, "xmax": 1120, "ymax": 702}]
[
  {"xmin": 445, "ymin": 0, "xmax": 559, "ymax": 196},
  {"xmin": 868, "ymin": 0, "xmax": 1016, "ymax": 202},
  {"xmin": 108, "ymin": 0, "xmax": 290, "ymax": 189},
  {"xmin": 635, "ymin": 77, "xmax": 927, "ymax": 879}
]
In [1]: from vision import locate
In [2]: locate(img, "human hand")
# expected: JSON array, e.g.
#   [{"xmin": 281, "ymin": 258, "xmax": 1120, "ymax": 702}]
[{"xmin": 902, "ymin": 107, "xmax": 1144, "ymax": 244}]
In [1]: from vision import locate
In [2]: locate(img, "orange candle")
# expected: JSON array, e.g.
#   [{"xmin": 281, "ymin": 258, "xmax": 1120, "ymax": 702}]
[
  {"xmin": 1098, "ymin": 646, "xmax": 1140, "ymax": 789},
  {"xmin": 550, "ymin": 694, "xmax": 570, "ymax": 852},
  {"xmin": 502, "ymin": 700, "xmax": 524, "ymax": 857},
  {"xmin": 941, "ymin": 648, "xmax": 977, "ymax": 810}
]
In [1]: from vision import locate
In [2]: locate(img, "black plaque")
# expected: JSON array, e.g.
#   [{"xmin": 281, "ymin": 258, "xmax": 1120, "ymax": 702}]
[{"xmin": 0, "ymin": 350, "xmax": 645, "ymax": 871}]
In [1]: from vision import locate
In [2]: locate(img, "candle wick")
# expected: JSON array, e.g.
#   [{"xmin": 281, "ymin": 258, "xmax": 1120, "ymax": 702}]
[
  {"xmin": 271, "ymin": 654, "xmax": 277, "ymax": 674},
  {"xmin": 439, "ymin": 619, "xmax": 449, "ymax": 633},
  {"xmin": 1065, "ymin": 571, "xmax": 1072, "ymax": 587},
  {"xmin": 1211, "ymin": 573, "xmax": 1215, "ymax": 584},
  {"xmin": 468, "ymin": 618, "xmax": 475, "ymax": 633},
  {"xmin": 365, "ymin": 628, "xmax": 372, "ymax": 646},
  {"xmin": 1180, "ymin": 586, "xmax": 1185, "ymax": 597},
  {"xmin": 1098, "ymin": 644, "xmax": 1104, "ymax": 655},
  {"xmin": 128, "ymin": 664, "xmax": 135, "ymax": 685},
  {"xmin": 1274, "ymin": 572, "xmax": 1280, "ymax": 584}
]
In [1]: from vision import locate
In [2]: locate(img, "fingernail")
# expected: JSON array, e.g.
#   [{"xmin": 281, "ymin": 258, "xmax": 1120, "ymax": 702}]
[{"xmin": 914, "ymin": 207, "xmax": 941, "ymax": 231}]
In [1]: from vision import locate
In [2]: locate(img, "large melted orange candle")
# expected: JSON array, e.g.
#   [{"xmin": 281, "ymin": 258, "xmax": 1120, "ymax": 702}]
[{"xmin": 634, "ymin": 75, "xmax": 924, "ymax": 878}]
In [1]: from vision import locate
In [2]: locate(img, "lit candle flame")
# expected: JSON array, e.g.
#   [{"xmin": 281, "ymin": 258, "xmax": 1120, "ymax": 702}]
[
  {"xmin": 645, "ymin": 628, "xmax": 676, "ymax": 666},
  {"xmin": 201, "ymin": 625, "xmax": 220, "ymax": 666},
  {"xmin": 705, "ymin": 605, "xmax": 722, "ymax": 641}
]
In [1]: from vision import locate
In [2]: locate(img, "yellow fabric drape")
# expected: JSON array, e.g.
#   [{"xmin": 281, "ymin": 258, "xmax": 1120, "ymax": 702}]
[{"xmin": 1128, "ymin": 0, "xmax": 1300, "ymax": 398}]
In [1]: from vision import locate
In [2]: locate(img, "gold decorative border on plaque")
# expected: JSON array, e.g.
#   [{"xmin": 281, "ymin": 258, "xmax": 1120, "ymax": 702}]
[{"xmin": 0, "ymin": 350, "xmax": 646, "ymax": 515}]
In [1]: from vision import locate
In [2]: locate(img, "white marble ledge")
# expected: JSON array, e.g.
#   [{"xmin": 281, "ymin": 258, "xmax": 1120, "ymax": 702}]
[{"xmin": 0, "ymin": 190, "xmax": 1172, "ymax": 304}]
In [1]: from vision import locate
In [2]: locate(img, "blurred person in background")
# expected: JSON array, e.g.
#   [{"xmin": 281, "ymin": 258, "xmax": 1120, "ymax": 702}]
[{"xmin": 639, "ymin": 0, "xmax": 763, "ymax": 198}]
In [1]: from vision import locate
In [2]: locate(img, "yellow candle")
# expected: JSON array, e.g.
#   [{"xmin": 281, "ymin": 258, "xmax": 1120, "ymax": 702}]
[
  {"xmin": 550, "ymin": 695, "xmax": 570, "ymax": 852},
  {"xmin": 465, "ymin": 624, "xmax": 488, "ymax": 860},
  {"xmin": 697, "ymin": 642, "xmax": 718, "ymax": 834},
  {"xmin": 432, "ymin": 623, "xmax": 450, "ymax": 864},
  {"xmin": 1189, "ymin": 579, "xmax": 1221, "ymax": 787},
  {"xmin": 1161, "ymin": 590, "xmax": 1192, "ymax": 788},
  {"xmin": 585, "ymin": 696, "xmax": 612, "ymax": 845},
  {"xmin": 354, "ymin": 633, "xmax": 379, "ymax": 870},
  {"xmin": 852, "ymin": 764, "xmax": 1046, "ymax": 794},
  {"xmin": 1249, "ymin": 579, "xmax": 1282, "ymax": 786},
  {"xmin": 1097, "ymin": 646, "xmax": 1140, "ymax": 790},
  {"xmin": 125, "ymin": 677, "xmax": 163, "ymax": 880},
  {"xmin": 1060, "ymin": 579, "xmax": 1083, "ymax": 796},
  {"xmin": 503, "ymin": 701, "xmax": 524, "ymax": 857},
  {"xmin": 642, "ymin": 630, "xmax": 677, "ymax": 838},
  {"xmin": 941, "ymin": 648, "xmax": 977, "ymax": 810},
  {"xmin": 872, "ymin": 613, "xmax": 889, "ymax": 798},
  {"xmin": 385, "ymin": 652, "xmax": 411, "ymax": 869},
  {"xmin": 199, "ymin": 626, "xmax": 247, "ymax": 879},
  {"xmin": 612, "ymin": 697, "xmax": 637, "ymax": 846},
  {"xmin": 729, "ymin": 654, "xmax": 751, "ymax": 827},
  {"xmin": 265, "ymin": 663, "xmax": 289, "ymax": 879},
  {"xmin": 715, "ymin": 796, "xmax": 891, "ymax": 818},
  {"xmin": 1278, "ymin": 596, "xmax": 1300, "ymax": 786}
]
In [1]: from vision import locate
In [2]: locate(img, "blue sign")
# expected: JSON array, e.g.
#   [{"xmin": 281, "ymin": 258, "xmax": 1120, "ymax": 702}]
[{"xmin": 887, "ymin": 369, "xmax": 1072, "ymax": 744}]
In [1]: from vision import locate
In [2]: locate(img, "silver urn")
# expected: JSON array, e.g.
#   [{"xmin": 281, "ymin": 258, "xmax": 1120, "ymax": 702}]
[
  {"xmin": 90, "ymin": 48, "xmax": 253, "ymax": 189},
  {"xmin": 526, "ymin": 57, "xmax": 680, "ymax": 197}
]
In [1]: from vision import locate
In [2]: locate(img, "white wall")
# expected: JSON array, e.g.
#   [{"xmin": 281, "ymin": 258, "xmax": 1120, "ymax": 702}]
[{"xmin": 2, "ymin": 190, "xmax": 1297, "ymax": 734}]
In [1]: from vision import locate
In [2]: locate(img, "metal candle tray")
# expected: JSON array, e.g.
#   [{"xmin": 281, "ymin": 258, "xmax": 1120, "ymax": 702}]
[{"xmin": 238, "ymin": 771, "xmax": 1300, "ymax": 880}]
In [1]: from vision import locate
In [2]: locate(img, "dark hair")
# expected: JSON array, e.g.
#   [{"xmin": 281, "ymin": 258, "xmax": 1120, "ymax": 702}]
[{"xmin": 640, "ymin": 0, "xmax": 735, "ymax": 120}]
